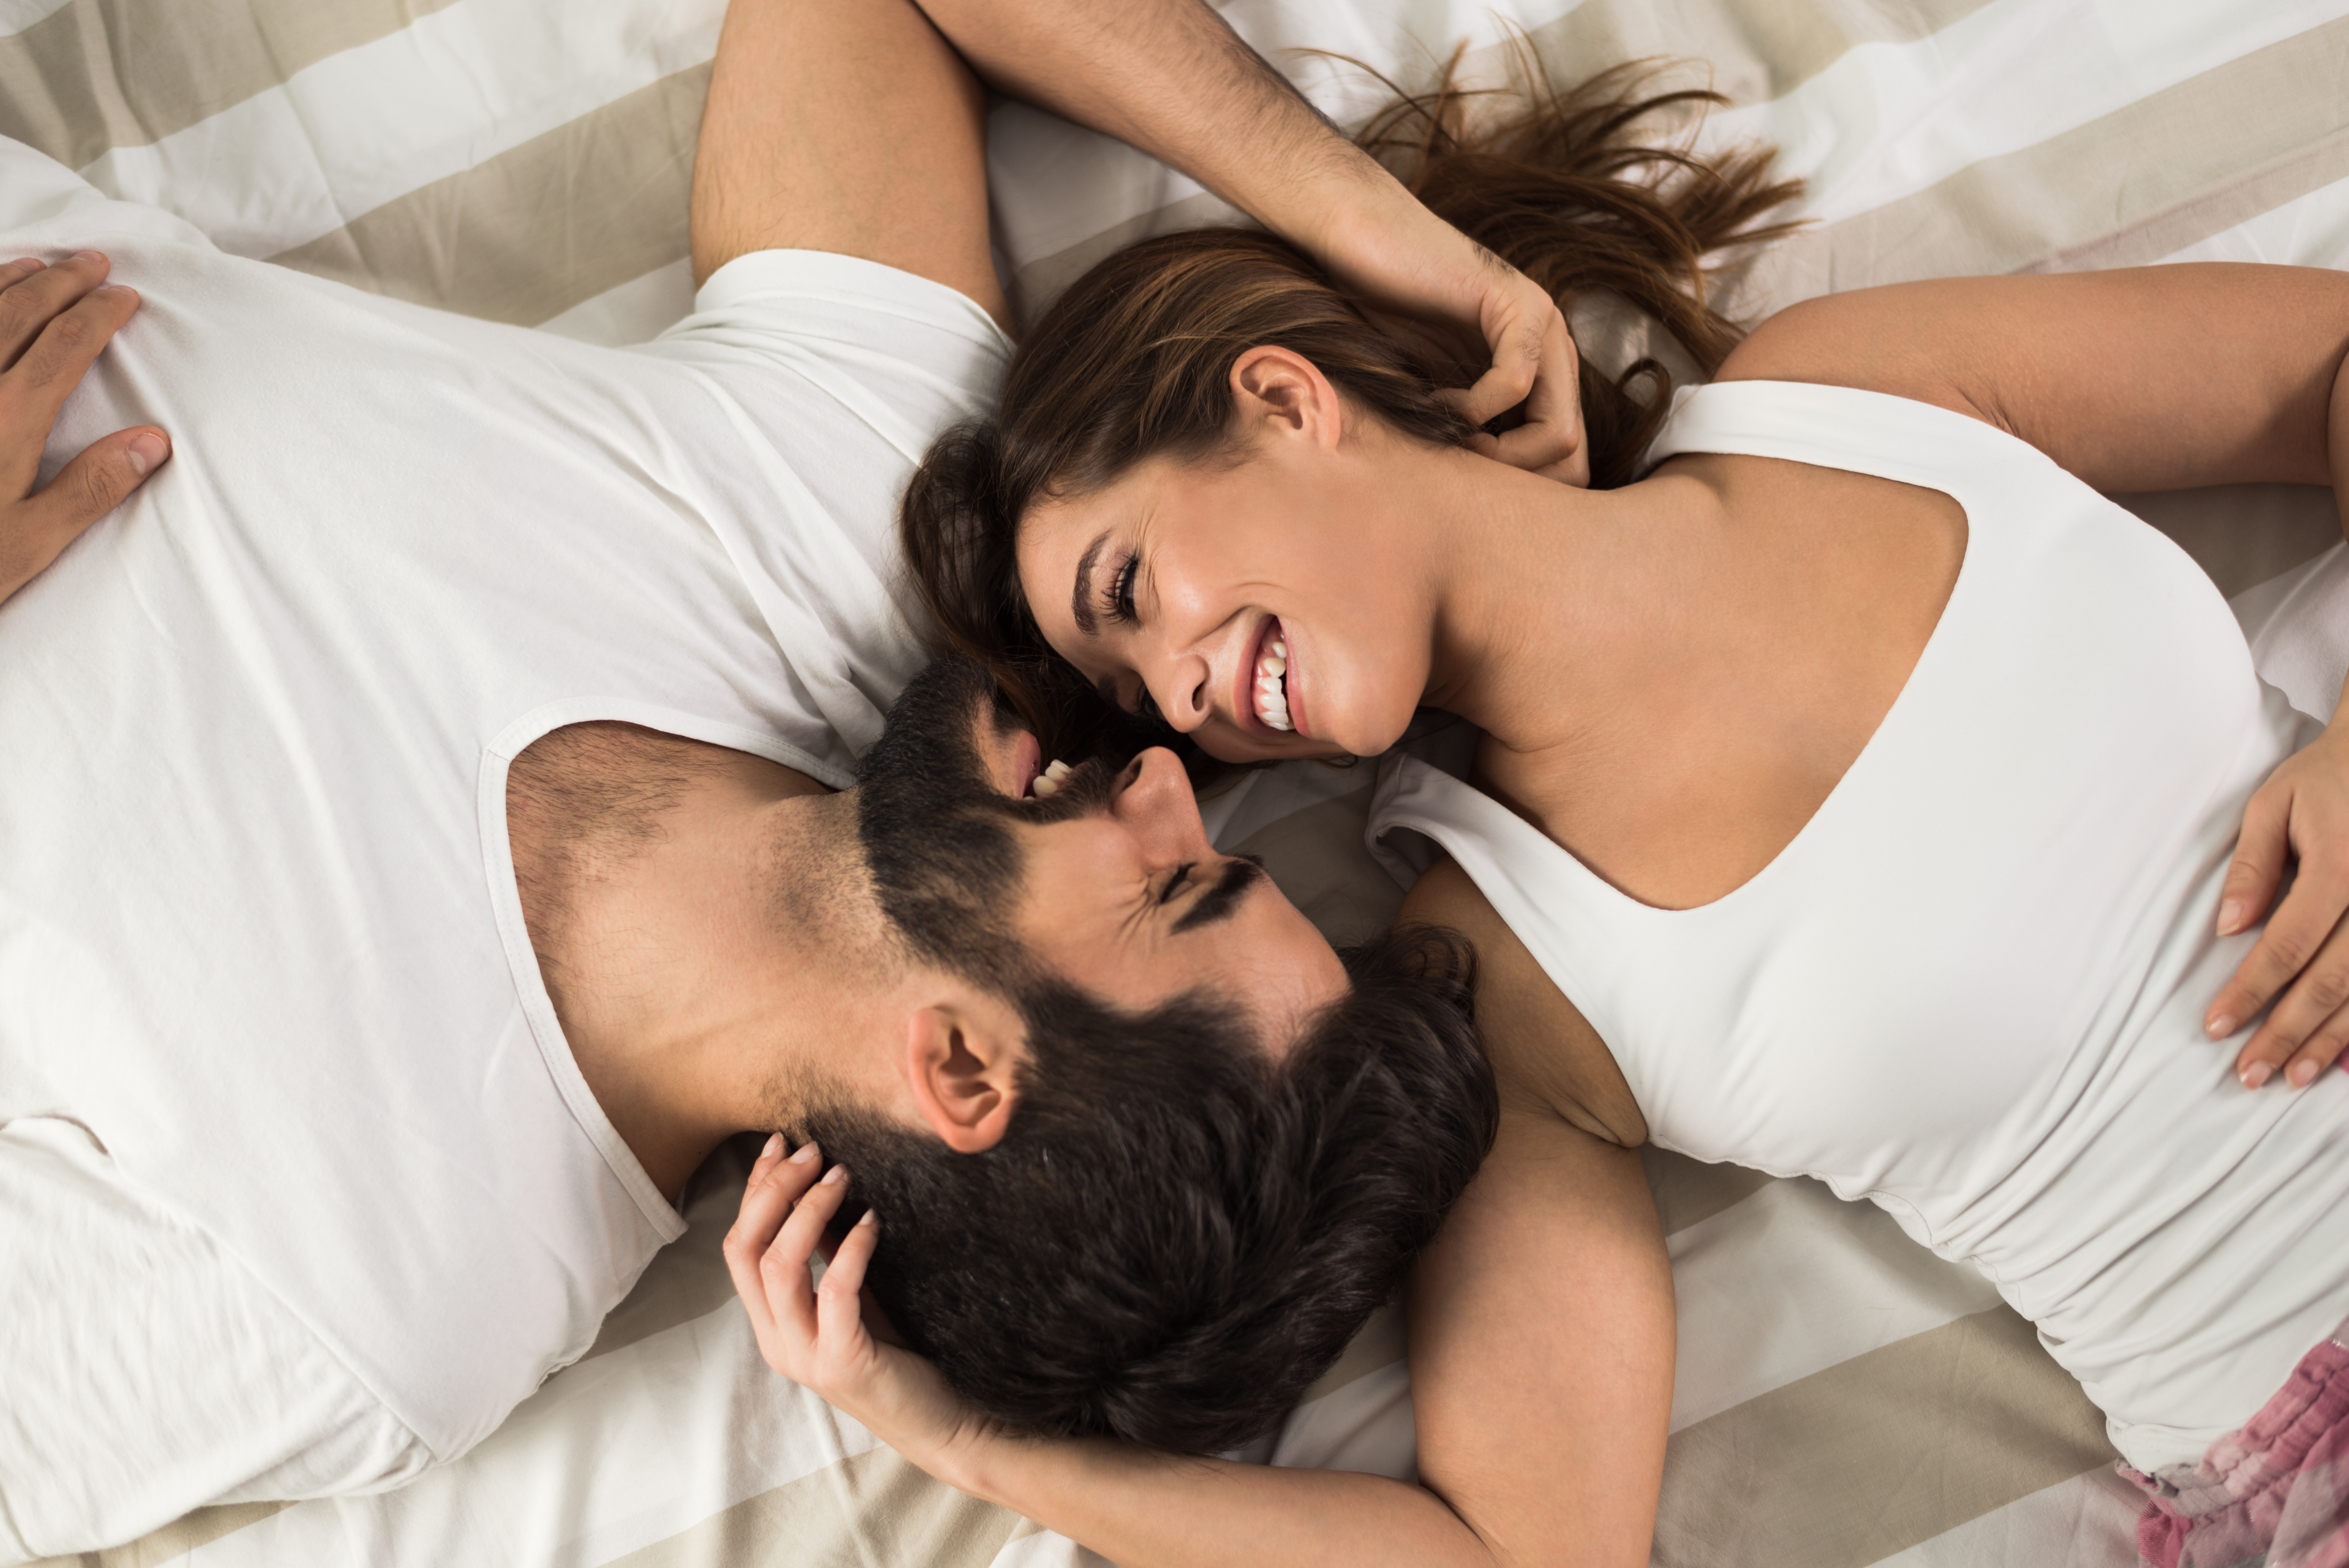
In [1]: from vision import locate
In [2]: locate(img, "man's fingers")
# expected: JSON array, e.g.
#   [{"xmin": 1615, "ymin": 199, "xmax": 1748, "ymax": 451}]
[
  {"xmin": 1436, "ymin": 307, "xmax": 1586, "ymax": 482},
  {"xmin": 1, "ymin": 428, "xmax": 169, "ymax": 606},
  {"xmin": 0, "ymin": 251, "xmax": 107, "ymax": 369},
  {"xmin": 1436, "ymin": 328, "xmax": 1540, "ymax": 430},
  {"xmin": 2234, "ymin": 916, "xmax": 2349, "ymax": 1088},
  {"xmin": 8, "ymin": 283, "xmax": 140, "ymax": 431}
]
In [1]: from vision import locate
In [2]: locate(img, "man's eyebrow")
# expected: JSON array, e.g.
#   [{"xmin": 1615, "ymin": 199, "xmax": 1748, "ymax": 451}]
[
  {"xmin": 1070, "ymin": 531, "xmax": 1110, "ymax": 638},
  {"xmin": 1171, "ymin": 856, "xmax": 1266, "ymax": 935}
]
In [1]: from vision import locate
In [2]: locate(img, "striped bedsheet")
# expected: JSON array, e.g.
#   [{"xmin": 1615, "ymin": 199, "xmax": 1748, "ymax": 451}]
[{"xmin": 12, "ymin": 0, "xmax": 2349, "ymax": 1563}]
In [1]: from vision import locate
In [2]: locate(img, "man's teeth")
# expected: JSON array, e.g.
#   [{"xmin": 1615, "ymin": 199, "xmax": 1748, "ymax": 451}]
[
  {"xmin": 1030, "ymin": 758, "xmax": 1073, "ymax": 797},
  {"xmin": 1253, "ymin": 635, "xmax": 1293, "ymax": 732}
]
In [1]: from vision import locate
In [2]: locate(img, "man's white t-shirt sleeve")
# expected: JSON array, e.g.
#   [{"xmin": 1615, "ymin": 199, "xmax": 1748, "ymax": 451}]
[{"xmin": 0, "ymin": 1119, "xmax": 431, "ymax": 1563}]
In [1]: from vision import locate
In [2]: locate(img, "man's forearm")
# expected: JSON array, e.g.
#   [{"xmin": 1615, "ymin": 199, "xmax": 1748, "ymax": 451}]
[{"xmin": 911, "ymin": 0, "xmax": 1414, "ymax": 257}]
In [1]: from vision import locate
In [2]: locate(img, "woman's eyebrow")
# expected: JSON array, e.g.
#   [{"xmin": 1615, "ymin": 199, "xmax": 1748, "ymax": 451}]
[{"xmin": 1070, "ymin": 530, "xmax": 1110, "ymax": 636}]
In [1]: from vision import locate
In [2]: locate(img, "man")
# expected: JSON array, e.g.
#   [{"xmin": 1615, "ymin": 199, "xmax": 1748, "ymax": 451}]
[{"xmin": 0, "ymin": 0, "xmax": 1561, "ymax": 1556}]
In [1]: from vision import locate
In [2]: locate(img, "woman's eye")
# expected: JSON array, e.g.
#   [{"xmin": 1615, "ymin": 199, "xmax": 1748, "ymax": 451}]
[{"xmin": 1103, "ymin": 554, "xmax": 1139, "ymax": 626}]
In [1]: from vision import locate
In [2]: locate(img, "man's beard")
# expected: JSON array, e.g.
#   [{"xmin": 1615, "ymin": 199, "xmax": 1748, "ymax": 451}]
[{"xmin": 854, "ymin": 657, "xmax": 1109, "ymax": 984}]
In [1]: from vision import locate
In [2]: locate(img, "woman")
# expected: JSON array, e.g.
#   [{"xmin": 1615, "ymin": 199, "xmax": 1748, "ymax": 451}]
[{"xmin": 738, "ymin": 59, "xmax": 2349, "ymax": 1568}]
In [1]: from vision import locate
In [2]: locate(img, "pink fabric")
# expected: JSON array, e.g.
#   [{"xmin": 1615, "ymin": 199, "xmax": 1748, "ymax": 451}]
[{"xmin": 2129, "ymin": 1328, "xmax": 2349, "ymax": 1568}]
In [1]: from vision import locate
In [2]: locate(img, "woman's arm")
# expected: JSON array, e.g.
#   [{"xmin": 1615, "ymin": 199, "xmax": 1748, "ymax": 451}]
[
  {"xmin": 910, "ymin": 0, "xmax": 1586, "ymax": 481},
  {"xmin": 1723, "ymin": 264, "xmax": 2349, "ymax": 1090},
  {"xmin": 725, "ymin": 865, "xmax": 1674, "ymax": 1568}
]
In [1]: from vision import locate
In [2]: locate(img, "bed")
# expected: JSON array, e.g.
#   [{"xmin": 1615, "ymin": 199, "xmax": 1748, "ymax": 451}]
[{"xmin": 14, "ymin": 0, "xmax": 2349, "ymax": 1562}]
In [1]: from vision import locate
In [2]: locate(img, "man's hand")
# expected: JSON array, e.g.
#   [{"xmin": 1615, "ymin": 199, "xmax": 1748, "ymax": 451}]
[
  {"xmin": 1326, "ymin": 209, "xmax": 1587, "ymax": 485},
  {"xmin": 914, "ymin": 0, "xmax": 1586, "ymax": 482},
  {"xmin": 0, "ymin": 251, "xmax": 167, "ymax": 607},
  {"xmin": 723, "ymin": 1136, "xmax": 1005, "ymax": 1487},
  {"xmin": 2206, "ymin": 717, "xmax": 2349, "ymax": 1088}
]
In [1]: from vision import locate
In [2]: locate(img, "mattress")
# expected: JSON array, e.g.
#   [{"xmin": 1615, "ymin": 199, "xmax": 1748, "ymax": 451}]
[{"xmin": 12, "ymin": 0, "xmax": 2349, "ymax": 1562}]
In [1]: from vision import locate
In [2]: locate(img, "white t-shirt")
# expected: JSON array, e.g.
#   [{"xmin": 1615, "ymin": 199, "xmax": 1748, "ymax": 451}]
[{"xmin": 0, "ymin": 133, "xmax": 1009, "ymax": 1520}]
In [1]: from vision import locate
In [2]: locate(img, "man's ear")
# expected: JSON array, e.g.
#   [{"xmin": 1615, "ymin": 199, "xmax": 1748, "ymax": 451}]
[
  {"xmin": 900, "ymin": 996, "xmax": 1024, "ymax": 1154},
  {"xmin": 1229, "ymin": 345, "xmax": 1345, "ymax": 451}
]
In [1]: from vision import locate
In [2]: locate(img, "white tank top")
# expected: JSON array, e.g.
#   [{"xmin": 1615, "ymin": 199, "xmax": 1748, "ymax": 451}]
[{"xmin": 1370, "ymin": 381, "xmax": 2349, "ymax": 1472}]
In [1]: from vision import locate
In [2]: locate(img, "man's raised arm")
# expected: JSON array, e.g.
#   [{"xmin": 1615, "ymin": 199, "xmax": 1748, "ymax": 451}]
[
  {"xmin": 914, "ymin": 0, "xmax": 1584, "ymax": 479},
  {"xmin": 690, "ymin": 0, "xmax": 1009, "ymax": 326}
]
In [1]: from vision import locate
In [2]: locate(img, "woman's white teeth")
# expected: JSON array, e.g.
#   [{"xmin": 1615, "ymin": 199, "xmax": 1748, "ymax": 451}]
[
  {"xmin": 1030, "ymin": 758, "xmax": 1072, "ymax": 797},
  {"xmin": 1253, "ymin": 635, "xmax": 1294, "ymax": 731}
]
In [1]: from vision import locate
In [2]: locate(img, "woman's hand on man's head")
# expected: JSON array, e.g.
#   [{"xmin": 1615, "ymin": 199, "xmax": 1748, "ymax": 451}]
[
  {"xmin": 723, "ymin": 1135, "xmax": 1006, "ymax": 1491},
  {"xmin": 0, "ymin": 251, "xmax": 168, "ymax": 608}
]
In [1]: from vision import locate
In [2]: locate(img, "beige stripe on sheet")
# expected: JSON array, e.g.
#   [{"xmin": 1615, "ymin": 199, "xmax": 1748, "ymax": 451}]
[
  {"xmin": 0, "ymin": 0, "xmax": 463, "ymax": 171},
  {"xmin": 1012, "ymin": 0, "xmax": 1998, "ymax": 312},
  {"xmin": 266, "ymin": 62, "xmax": 709, "ymax": 328},
  {"xmin": 608, "ymin": 1445, "xmax": 1026, "ymax": 1568},
  {"xmin": 1644, "ymin": 1145, "xmax": 1778, "ymax": 1235},
  {"xmin": 1652, "ymin": 1306, "xmax": 2116, "ymax": 1568},
  {"xmin": 1746, "ymin": 12, "xmax": 2349, "ymax": 309},
  {"xmin": 25, "ymin": 1501, "xmax": 290, "ymax": 1568}
]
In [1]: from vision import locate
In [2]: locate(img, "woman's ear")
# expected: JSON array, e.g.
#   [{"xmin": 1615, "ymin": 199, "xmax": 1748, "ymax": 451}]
[
  {"xmin": 900, "ymin": 997, "xmax": 1023, "ymax": 1153},
  {"xmin": 1229, "ymin": 345, "xmax": 1346, "ymax": 451}
]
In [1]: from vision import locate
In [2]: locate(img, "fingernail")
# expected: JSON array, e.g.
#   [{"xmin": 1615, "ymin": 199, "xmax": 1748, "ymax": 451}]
[
  {"xmin": 73, "ymin": 249, "xmax": 102, "ymax": 266},
  {"xmin": 789, "ymin": 1140, "xmax": 820, "ymax": 1165},
  {"xmin": 821, "ymin": 1164, "xmax": 848, "ymax": 1186},
  {"xmin": 857, "ymin": 1208, "xmax": 878, "ymax": 1229},
  {"xmin": 2242, "ymin": 1060, "xmax": 2272, "ymax": 1089},
  {"xmin": 2207, "ymin": 1014, "xmax": 2236, "ymax": 1040},
  {"xmin": 2218, "ymin": 901, "xmax": 2243, "ymax": 935},
  {"xmin": 758, "ymin": 1132, "xmax": 783, "ymax": 1162},
  {"xmin": 127, "ymin": 433, "xmax": 166, "ymax": 476},
  {"xmin": 7, "ymin": 257, "xmax": 40, "ymax": 275},
  {"xmin": 2292, "ymin": 1058, "xmax": 2319, "ymax": 1087},
  {"xmin": 98, "ymin": 283, "xmax": 135, "ymax": 302}
]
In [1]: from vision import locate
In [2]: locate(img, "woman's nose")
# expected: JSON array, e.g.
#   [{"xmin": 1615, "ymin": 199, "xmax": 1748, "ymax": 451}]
[{"xmin": 1155, "ymin": 651, "xmax": 1214, "ymax": 733}]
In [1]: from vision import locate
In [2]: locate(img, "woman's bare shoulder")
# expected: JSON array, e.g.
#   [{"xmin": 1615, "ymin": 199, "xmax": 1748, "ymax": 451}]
[{"xmin": 1398, "ymin": 857, "xmax": 1649, "ymax": 1147}]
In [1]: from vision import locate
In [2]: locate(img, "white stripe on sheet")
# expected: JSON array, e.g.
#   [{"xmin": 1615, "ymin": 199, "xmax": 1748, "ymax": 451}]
[
  {"xmin": 2160, "ymin": 171, "xmax": 2349, "ymax": 269},
  {"xmin": 1874, "ymin": 1468, "xmax": 2145, "ymax": 1568},
  {"xmin": 1696, "ymin": 0, "xmax": 2349, "ymax": 225},
  {"xmin": 1666, "ymin": 1178, "xmax": 2005, "ymax": 1433},
  {"xmin": 0, "ymin": 0, "xmax": 70, "ymax": 39},
  {"xmin": 536, "ymin": 257, "xmax": 698, "ymax": 347},
  {"xmin": 73, "ymin": 0, "xmax": 723, "ymax": 261}
]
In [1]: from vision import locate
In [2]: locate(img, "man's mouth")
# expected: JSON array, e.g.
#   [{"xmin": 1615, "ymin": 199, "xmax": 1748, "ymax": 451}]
[{"xmin": 1249, "ymin": 617, "xmax": 1292, "ymax": 732}]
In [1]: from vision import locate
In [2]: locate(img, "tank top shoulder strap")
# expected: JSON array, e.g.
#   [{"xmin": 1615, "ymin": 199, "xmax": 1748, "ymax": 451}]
[{"xmin": 1643, "ymin": 379, "xmax": 2064, "ymax": 507}]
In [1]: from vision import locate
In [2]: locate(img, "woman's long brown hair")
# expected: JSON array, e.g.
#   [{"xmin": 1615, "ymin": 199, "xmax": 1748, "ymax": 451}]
[{"xmin": 901, "ymin": 49, "xmax": 1805, "ymax": 757}]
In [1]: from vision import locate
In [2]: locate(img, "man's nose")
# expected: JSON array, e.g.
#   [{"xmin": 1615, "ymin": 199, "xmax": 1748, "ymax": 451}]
[{"xmin": 1110, "ymin": 745, "xmax": 1212, "ymax": 860}]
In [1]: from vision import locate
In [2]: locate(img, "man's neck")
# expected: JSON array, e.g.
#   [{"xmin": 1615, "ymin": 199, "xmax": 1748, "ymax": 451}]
[{"xmin": 505, "ymin": 721, "xmax": 868, "ymax": 1200}]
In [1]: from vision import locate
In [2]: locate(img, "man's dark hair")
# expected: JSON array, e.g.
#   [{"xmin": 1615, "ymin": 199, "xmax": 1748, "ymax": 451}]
[
  {"xmin": 802, "ymin": 925, "xmax": 1492, "ymax": 1454},
  {"xmin": 811, "ymin": 657, "xmax": 1499, "ymax": 1453}
]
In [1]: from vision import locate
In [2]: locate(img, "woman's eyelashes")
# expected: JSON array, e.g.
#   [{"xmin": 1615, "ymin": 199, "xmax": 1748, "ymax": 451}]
[{"xmin": 1103, "ymin": 553, "xmax": 1139, "ymax": 627}]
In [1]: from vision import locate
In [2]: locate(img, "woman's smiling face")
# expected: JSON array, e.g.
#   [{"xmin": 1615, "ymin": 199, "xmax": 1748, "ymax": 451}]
[{"xmin": 1015, "ymin": 349, "xmax": 1445, "ymax": 765}]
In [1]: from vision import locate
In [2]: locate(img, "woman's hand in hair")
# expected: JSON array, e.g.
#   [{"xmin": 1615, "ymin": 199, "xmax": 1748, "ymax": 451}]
[
  {"xmin": 2206, "ymin": 715, "xmax": 2349, "ymax": 1090},
  {"xmin": 724, "ymin": 1136, "xmax": 1004, "ymax": 1483},
  {"xmin": 0, "ymin": 252, "xmax": 168, "ymax": 608},
  {"xmin": 1324, "ymin": 198, "xmax": 1588, "ymax": 486}
]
